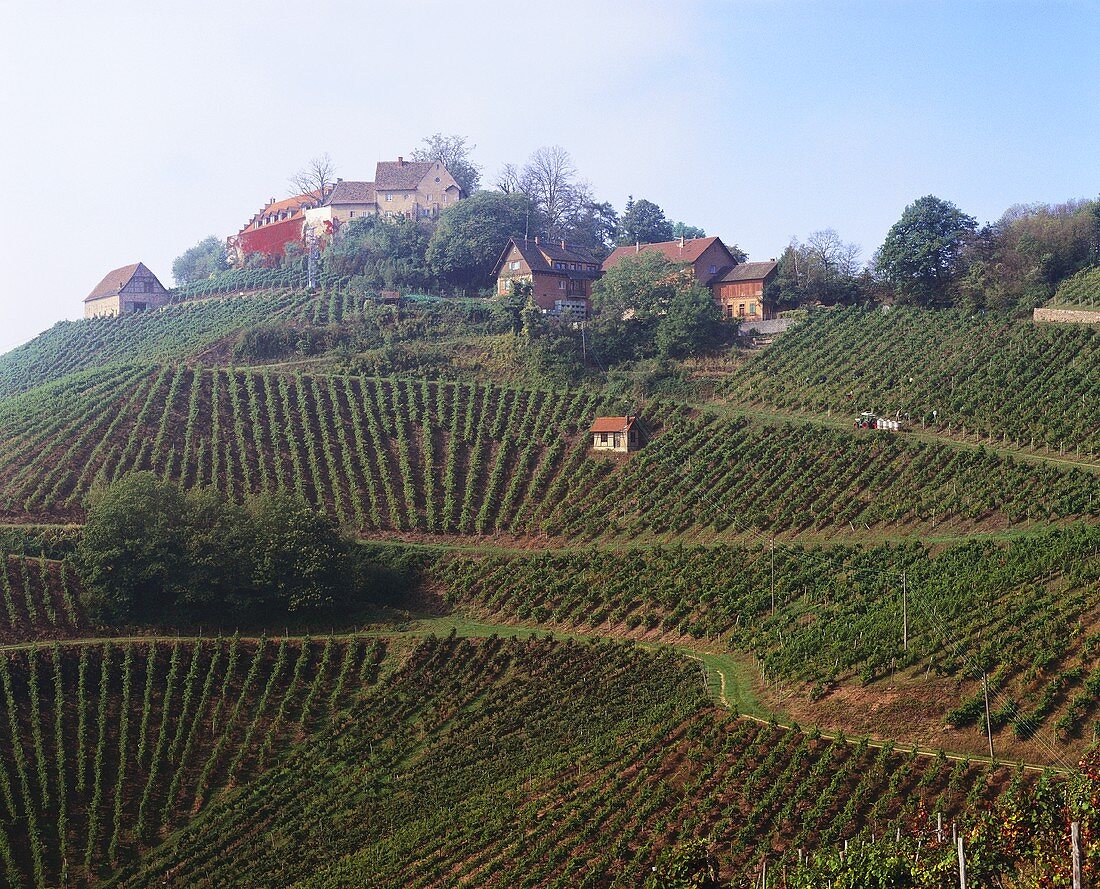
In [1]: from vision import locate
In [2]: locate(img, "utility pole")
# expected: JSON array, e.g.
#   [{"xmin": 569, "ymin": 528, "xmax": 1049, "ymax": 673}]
[{"xmin": 983, "ymin": 673, "xmax": 995, "ymax": 762}]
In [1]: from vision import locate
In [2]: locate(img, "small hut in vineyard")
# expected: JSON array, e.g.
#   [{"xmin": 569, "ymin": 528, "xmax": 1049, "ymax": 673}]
[{"xmin": 589, "ymin": 416, "xmax": 641, "ymax": 453}]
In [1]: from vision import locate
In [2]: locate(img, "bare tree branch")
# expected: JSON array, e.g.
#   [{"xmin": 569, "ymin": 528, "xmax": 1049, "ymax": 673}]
[{"xmin": 289, "ymin": 153, "xmax": 337, "ymax": 203}]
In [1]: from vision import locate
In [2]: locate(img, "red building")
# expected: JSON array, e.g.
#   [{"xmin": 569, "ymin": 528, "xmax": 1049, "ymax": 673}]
[{"xmin": 228, "ymin": 191, "xmax": 326, "ymax": 263}]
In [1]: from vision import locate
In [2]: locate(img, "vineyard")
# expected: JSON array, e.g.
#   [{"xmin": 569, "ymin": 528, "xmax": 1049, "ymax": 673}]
[
  {"xmin": 103, "ymin": 633, "xmax": 1051, "ymax": 888},
  {"xmin": 439, "ymin": 524, "xmax": 1100, "ymax": 760},
  {"xmin": 720, "ymin": 306, "xmax": 1100, "ymax": 456},
  {"xmin": 1051, "ymin": 265, "xmax": 1100, "ymax": 309},
  {"xmin": 0, "ymin": 556, "xmax": 91, "ymax": 643},
  {"xmin": 3, "ymin": 366, "xmax": 1096, "ymax": 542},
  {"xmin": 0, "ymin": 287, "xmax": 362, "ymax": 399},
  {"xmin": 0, "ymin": 635, "xmax": 384, "ymax": 888}
]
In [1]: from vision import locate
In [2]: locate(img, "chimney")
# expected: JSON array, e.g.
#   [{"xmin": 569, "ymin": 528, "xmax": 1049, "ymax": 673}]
[
  {"xmin": 534, "ymin": 235, "xmax": 540, "ymax": 245},
  {"xmin": 680, "ymin": 235, "xmax": 685, "ymax": 250},
  {"xmin": 561, "ymin": 239, "xmax": 566, "ymax": 250},
  {"xmin": 397, "ymin": 156, "xmax": 404, "ymax": 165},
  {"xmin": 635, "ymin": 241, "xmax": 640, "ymax": 253},
  {"xmin": 337, "ymin": 177, "xmax": 343, "ymax": 183}
]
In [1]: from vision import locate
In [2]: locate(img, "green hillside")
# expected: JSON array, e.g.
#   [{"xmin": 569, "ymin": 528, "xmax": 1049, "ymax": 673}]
[
  {"xmin": 2, "ymin": 366, "xmax": 1096, "ymax": 539},
  {"xmin": 104, "ymin": 634, "xmax": 1046, "ymax": 888},
  {"xmin": 721, "ymin": 306, "xmax": 1100, "ymax": 455},
  {"xmin": 1051, "ymin": 265, "xmax": 1100, "ymax": 309}
]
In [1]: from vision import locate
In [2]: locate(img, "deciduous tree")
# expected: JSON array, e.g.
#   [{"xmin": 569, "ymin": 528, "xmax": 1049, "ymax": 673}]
[
  {"xmin": 172, "ymin": 236, "xmax": 229, "ymax": 285},
  {"xmin": 410, "ymin": 133, "xmax": 481, "ymax": 195}
]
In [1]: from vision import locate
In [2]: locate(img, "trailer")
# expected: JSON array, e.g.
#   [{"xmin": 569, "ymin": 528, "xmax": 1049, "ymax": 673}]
[{"xmin": 854, "ymin": 411, "xmax": 911, "ymax": 432}]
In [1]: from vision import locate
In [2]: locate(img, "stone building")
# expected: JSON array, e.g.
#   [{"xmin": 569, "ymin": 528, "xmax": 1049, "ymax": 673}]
[{"xmin": 83, "ymin": 262, "xmax": 170, "ymax": 318}]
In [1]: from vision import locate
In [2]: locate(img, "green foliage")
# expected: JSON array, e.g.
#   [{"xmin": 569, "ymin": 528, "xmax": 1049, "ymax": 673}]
[
  {"xmin": 875, "ymin": 195, "xmax": 978, "ymax": 305},
  {"xmin": 425, "ymin": 190, "xmax": 532, "ymax": 289},
  {"xmin": 171, "ymin": 235, "xmax": 230, "ymax": 285},
  {"xmin": 617, "ymin": 196, "xmax": 675, "ymax": 246},
  {"xmin": 672, "ymin": 221, "xmax": 707, "ymax": 241},
  {"xmin": 589, "ymin": 251, "xmax": 726, "ymax": 361},
  {"xmin": 643, "ymin": 840, "xmax": 720, "ymax": 888},
  {"xmin": 324, "ymin": 215, "xmax": 432, "ymax": 290},
  {"xmin": 74, "ymin": 475, "xmax": 365, "ymax": 624}
]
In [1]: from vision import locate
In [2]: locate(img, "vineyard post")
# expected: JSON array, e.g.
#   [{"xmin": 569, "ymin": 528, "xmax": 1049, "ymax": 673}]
[
  {"xmin": 957, "ymin": 833, "xmax": 967, "ymax": 889},
  {"xmin": 983, "ymin": 674, "xmax": 995, "ymax": 762},
  {"xmin": 937, "ymin": 812, "xmax": 943, "ymax": 843},
  {"xmin": 902, "ymin": 571, "xmax": 908, "ymax": 652},
  {"xmin": 769, "ymin": 539, "xmax": 775, "ymax": 615},
  {"xmin": 1072, "ymin": 821, "xmax": 1082, "ymax": 889}
]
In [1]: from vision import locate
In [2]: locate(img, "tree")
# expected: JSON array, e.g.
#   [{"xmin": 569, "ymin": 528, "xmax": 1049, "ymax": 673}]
[
  {"xmin": 616, "ymin": 197, "xmax": 675, "ymax": 246},
  {"xmin": 519, "ymin": 145, "xmax": 588, "ymax": 239},
  {"xmin": 672, "ymin": 221, "xmax": 707, "ymax": 240},
  {"xmin": 324, "ymin": 215, "xmax": 432, "ymax": 291},
  {"xmin": 172, "ymin": 235, "xmax": 230, "ymax": 285},
  {"xmin": 590, "ymin": 251, "xmax": 723, "ymax": 362},
  {"xmin": 426, "ymin": 190, "xmax": 533, "ymax": 290},
  {"xmin": 290, "ymin": 153, "xmax": 337, "ymax": 201},
  {"xmin": 410, "ymin": 133, "xmax": 481, "ymax": 195},
  {"xmin": 772, "ymin": 229, "xmax": 865, "ymax": 307},
  {"xmin": 494, "ymin": 163, "xmax": 524, "ymax": 194},
  {"xmin": 564, "ymin": 200, "xmax": 619, "ymax": 258},
  {"xmin": 75, "ymin": 473, "xmax": 190, "ymax": 623},
  {"xmin": 874, "ymin": 195, "xmax": 977, "ymax": 305}
]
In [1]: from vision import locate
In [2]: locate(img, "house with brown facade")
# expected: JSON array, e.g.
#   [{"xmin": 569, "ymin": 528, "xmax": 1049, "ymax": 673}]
[
  {"xmin": 589, "ymin": 416, "xmax": 641, "ymax": 453},
  {"xmin": 84, "ymin": 262, "xmax": 170, "ymax": 318},
  {"xmin": 493, "ymin": 236, "xmax": 602, "ymax": 318},
  {"xmin": 712, "ymin": 260, "xmax": 779, "ymax": 321}
]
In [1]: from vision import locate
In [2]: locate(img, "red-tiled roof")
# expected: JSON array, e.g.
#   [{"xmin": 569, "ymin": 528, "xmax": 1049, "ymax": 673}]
[
  {"xmin": 718, "ymin": 260, "xmax": 779, "ymax": 283},
  {"xmin": 84, "ymin": 262, "xmax": 163, "ymax": 302},
  {"xmin": 590, "ymin": 416, "xmax": 636, "ymax": 434},
  {"xmin": 603, "ymin": 237, "xmax": 728, "ymax": 271},
  {"xmin": 239, "ymin": 191, "xmax": 322, "ymax": 235}
]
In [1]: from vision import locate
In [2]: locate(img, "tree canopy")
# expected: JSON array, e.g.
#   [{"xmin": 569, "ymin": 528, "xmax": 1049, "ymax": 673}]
[
  {"xmin": 874, "ymin": 195, "xmax": 977, "ymax": 305},
  {"xmin": 411, "ymin": 133, "xmax": 481, "ymax": 195},
  {"xmin": 426, "ymin": 190, "xmax": 532, "ymax": 290},
  {"xmin": 172, "ymin": 235, "xmax": 229, "ymax": 285},
  {"xmin": 74, "ymin": 474, "xmax": 367, "ymax": 625},
  {"xmin": 616, "ymin": 197, "xmax": 675, "ymax": 246}
]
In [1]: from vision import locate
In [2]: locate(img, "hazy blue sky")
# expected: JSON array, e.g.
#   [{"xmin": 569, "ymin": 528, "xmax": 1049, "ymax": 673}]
[{"xmin": 1, "ymin": 0, "xmax": 1098, "ymax": 354}]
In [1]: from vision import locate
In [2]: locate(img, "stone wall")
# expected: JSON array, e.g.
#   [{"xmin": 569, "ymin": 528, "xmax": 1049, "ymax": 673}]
[
  {"xmin": 738, "ymin": 317, "xmax": 796, "ymax": 335},
  {"xmin": 1033, "ymin": 307, "xmax": 1100, "ymax": 325}
]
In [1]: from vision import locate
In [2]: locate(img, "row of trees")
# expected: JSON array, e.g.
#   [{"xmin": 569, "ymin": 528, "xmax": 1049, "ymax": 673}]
[{"xmin": 770, "ymin": 194, "xmax": 1100, "ymax": 311}]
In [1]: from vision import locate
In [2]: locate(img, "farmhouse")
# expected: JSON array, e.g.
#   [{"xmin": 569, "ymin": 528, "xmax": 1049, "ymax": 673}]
[
  {"xmin": 494, "ymin": 236, "xmax": 602, "ymax": 318},
  {"xmin": 83, "ymin": 262, "xmax": 169, "ymax": 319},
  {"xmin": 712, "ymin": 260, "xmax": 778, "ymax": 321},
  {"xmin": 590, "ymin": 416, "xmax": 641, "ymax": 453}
]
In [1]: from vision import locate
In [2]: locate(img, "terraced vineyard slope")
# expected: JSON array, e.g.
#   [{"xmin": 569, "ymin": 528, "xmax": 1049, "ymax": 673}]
[
  {"xmin": 3, "ymin": 367, "xmax": 1096, "ymax": 541},
  {"xmin": 0, "ymin": 556, "xmax": 91, "ymax": 643},
  {"xmin": 107, "ymin": 634, "xmax": 1044, "ymax": 888},
  {"xmin": 0, "ymin": 636, "xmax": 384, "ymax": 888},
  {"xmin": 440, "ymin": 524, "xmax": 1100, "ymax": 763},
  {"xmin": 721, "ymin": 306, "xmax": 1099, "ymax": 456}
]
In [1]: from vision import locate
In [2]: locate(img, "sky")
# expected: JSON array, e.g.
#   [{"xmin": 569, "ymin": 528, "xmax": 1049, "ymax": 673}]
[{"xmin": 1, "ymin": 0, "xmax": 1098, "ymax": 354}]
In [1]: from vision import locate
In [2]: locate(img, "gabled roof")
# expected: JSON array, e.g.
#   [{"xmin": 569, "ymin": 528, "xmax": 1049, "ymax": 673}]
[
  {"xmin": 590, "ymin": 416, "xmax": 637, "ymax": 434},
  {"xmin": 325, "ymin": 180, "xmax": 377, "ymax": 205},
  {"xmin": 375, "ymin": 159, "xmax": 433, "ymax": 191},
  {"xmin": 493, "ymin": 237, "xmax": 602, "ymax": 279},
  {"xmin": 85, "ymin": 262, "xmax": 162, "ymax": 302},
  {"xmin": 718, "ymin": 260, "xmax": 779, "ymax": 283},
  {"xmin": 602, "ymin": 237, "xmax": 733, "ymax": 273}
]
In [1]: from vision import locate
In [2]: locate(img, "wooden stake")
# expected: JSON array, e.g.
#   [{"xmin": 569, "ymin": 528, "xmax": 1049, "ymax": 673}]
[
  {"xmin": 902, "ymin": 571, "xmax": 908, "ymax": 652},
  {"xmin": 1072, "ymin": 821, "xmax": 1082, "ymax": 889},
  {"xmin": 983, "ymin": 674, "xmax": 995, "ymax": 762},
  {"xmin": 958, "ymin": 834, "xmax": 967, "ymax": 888},
  {"xmin": 769, "ymin": 539, "xmax": 775, "ymax": 615}
]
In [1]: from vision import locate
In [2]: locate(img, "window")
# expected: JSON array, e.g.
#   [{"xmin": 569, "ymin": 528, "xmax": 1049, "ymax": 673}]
[
  {"xmin": 144, "ymin": 280, "xmax": 155, "ymax": 293},
  {"xmin": 349, "ymin": 211, "xmax": 355, "ymax": 218},
  {"xmin": 708, "ymin": 264, "xmax": 717, "ymax": 274},
  {"xmin": 385, "ymin": 194, "xmax": 393, "ymax": 202},
  {"xmin": 510, "ymin": 261, "xmax": 521, "ymax": 270},
  {"xmin": 559, "ymin": 280, "xmax": 566, "ymax": 289},
  {"xmin": 435, "ymin": 176, "xmax": 441, "ymax": 183},
  {"xmin": 749, "ymin": 302, "xmax": 757, "ymax": 315},
  {"xmin": 600, "ymin": 433, "xmax": 609, "ymax": 444}
]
